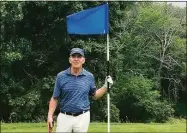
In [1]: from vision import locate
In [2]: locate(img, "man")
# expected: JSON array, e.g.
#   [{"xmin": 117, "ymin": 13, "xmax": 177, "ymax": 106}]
[{"xmin": 47, "ymin": 48, "xmax": 113, "ymax": 133}]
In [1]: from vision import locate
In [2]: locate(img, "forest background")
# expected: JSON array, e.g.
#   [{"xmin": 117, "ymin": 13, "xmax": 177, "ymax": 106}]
[{"xmin": 0, "ymin": 1, "xmax": 186, "ymax": 123}]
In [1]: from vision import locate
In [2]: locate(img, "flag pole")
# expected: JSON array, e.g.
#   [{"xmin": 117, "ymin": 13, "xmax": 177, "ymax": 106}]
[
  {"xmin": 106, "ymin": 2, "xmax": 110, "ymax": 133},
  {"xmin": 107, "ymin": 33, "xmax": 110, "ymax": 133}
]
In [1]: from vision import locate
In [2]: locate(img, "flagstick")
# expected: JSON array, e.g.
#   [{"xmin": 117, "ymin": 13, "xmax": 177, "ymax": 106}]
[
  {"xmin": 106, "ymin": 2, "xmax": 110, "ymax": 133},
  {"xmin": 107, "ymin": 33, "xmax": 110, "ymax": 133}
]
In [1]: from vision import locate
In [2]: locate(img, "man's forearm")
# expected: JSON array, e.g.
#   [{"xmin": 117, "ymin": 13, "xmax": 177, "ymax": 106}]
[
  {"xmin": 92, "ymin": 75, "xmax": 113, "ymax": 100},
  {"xmin": 92, "ymin": 87, "xmax": 107, "ymax": 100},
  {"xmin": 48, "ymin": 97, "xmax": 58, "ymax": 116}
]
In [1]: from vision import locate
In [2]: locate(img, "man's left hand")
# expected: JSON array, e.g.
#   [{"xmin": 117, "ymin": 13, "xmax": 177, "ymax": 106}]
[{"xmin": 103, "ymin": 75, "xmax": 113, "ymax": 89}]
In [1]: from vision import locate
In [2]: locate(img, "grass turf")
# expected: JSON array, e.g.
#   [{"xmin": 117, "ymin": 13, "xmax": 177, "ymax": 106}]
[{"xmin": 1, "ymin": 122, "xmax": 186, "ymax": 132}]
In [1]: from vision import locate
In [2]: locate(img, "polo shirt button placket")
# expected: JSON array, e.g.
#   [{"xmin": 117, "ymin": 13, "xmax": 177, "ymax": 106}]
[{"xmin": 75, "ymin": 76, "xmax": 76, "ymax": 85}]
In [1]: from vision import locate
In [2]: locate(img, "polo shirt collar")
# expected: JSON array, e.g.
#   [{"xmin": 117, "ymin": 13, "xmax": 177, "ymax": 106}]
[{"xmin": 66, "ymin": 67, "xmax": 86, "ymax": 76}]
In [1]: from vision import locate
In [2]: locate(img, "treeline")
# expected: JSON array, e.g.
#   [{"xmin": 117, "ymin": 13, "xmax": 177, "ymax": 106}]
[{"xmin": 0, "ymin": 1, "xmax": 186, "ymax": 123}]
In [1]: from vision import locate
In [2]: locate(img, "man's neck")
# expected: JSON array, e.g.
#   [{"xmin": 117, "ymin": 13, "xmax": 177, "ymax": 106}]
[{"xmin": 70, "ymin": 67, "xmax": 82, "ymax": 76}]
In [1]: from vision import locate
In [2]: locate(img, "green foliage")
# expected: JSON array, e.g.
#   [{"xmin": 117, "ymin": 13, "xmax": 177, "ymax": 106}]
[
  {"xmin": 113, "ymin": 74, "xmax": 174, "ymax": 122},
  {"xmin": 9, "ymin": 90, "xmax": 40, "ymax": 122},
  {"xmin": 174, "ymin": 102, "xmax": 186, "ymax": 117},
  {"xmin": 102, "ymin": 103, "xmax": 121, "ymax": 123},
  {"xmin": 0, "ymin": 1, "xmax": 185, "ymax": 122},
  {"xmin": 90, "ymin": 99, "xmax": 120, "ymax": 123},
  {"xmin": 4, "ymin": 52, "xmax": 22, "ymax": 62}
]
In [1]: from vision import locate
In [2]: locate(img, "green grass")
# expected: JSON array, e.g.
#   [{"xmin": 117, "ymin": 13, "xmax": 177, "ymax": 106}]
[{"xmin": 1, "ymin": 121, "xmax": 186, "ymax": 132}]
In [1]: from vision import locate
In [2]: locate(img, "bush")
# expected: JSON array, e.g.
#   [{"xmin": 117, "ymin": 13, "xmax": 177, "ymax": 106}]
[
  {"xmin": 9, "ymin": 89, "xmax": 40, "ymax": 122},
  {"xmin": 113, "ymin": 74, "xmax": 174, "ymax": 122},
  {"xmin": 102, "ymin": 103, "xmax": 121, "ymax": 122},
  {"xmin": 90, "ymin": 98, "xmax": 120, "ymax": 122}
]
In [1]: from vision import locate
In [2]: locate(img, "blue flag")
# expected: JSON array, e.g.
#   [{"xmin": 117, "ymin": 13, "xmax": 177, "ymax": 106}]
[{"xmin": 67, "ymin": 4, "xmax": 109, "ymax": 35}]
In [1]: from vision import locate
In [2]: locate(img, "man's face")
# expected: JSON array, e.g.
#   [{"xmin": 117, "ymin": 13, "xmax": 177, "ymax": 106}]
[{"xmin": 69, "ymin": 53, "xmax": 85, "ymax": 68}]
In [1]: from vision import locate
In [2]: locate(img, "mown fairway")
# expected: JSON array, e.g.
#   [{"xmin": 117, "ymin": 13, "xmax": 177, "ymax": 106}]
[{"xmin": 1, "ymin": 122, "xmax": 186, "ymax": 132}]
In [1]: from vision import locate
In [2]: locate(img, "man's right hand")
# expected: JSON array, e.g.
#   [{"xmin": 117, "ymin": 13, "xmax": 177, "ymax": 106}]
[{"xmin": 47, "ymin": 115, "xmax": 53, "ymax": 133}]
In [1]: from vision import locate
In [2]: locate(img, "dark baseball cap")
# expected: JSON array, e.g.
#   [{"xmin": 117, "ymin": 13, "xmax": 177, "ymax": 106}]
[{"xmin": 70, "ymin": 48, "xmax": 84, "ymax": 57}]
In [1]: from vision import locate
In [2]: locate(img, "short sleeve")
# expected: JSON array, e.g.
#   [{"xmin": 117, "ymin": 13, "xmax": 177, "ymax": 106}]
[
  {"xmin": 89, "ymin": 75, "xmax": 96, "ymax": 96},
  {"xmin": 52, "ymin": 74, "xmax": 61, "ymax": 98}
]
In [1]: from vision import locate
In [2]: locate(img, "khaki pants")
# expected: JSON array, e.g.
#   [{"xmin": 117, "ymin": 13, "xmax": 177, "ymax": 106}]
[{"xmin": 56, "ymin": 111, "xmax": 90, "ymax": 133}]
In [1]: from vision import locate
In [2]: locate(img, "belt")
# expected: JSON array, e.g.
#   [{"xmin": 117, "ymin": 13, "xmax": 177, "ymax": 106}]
[{"xmin": 61, "ymin": 110, "xmax": 89, "ymax": 116}]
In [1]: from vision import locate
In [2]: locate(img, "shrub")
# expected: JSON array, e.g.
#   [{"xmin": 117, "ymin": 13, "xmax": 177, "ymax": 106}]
[{"xmin": 113, "ymin": 74, "xmax": 174, "ymax": 122}]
